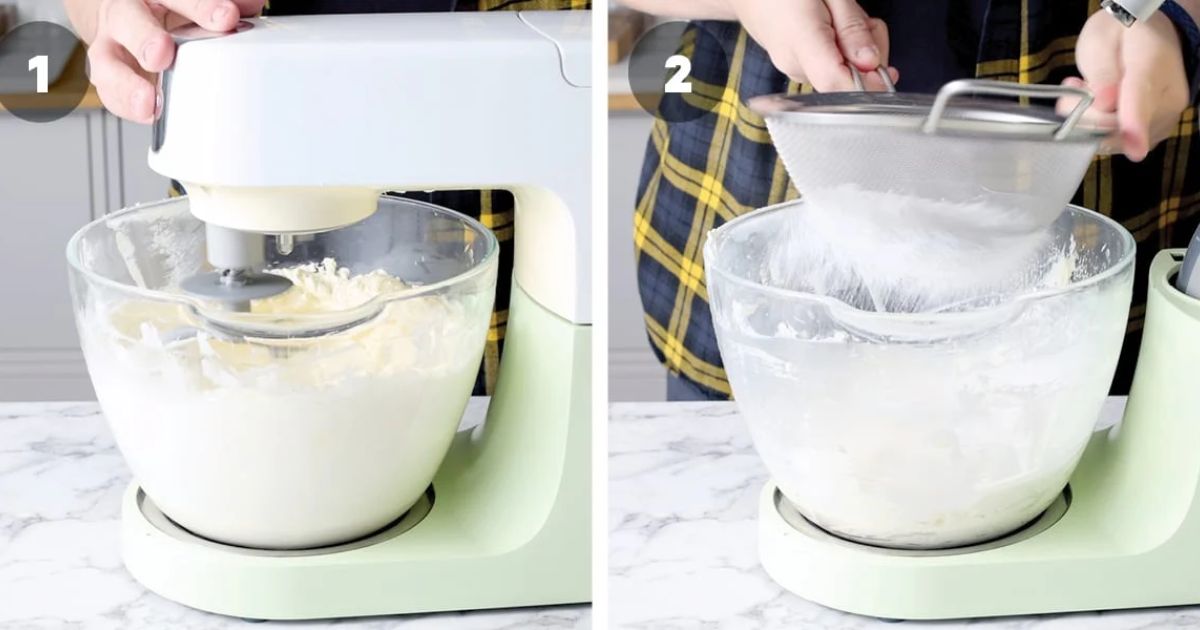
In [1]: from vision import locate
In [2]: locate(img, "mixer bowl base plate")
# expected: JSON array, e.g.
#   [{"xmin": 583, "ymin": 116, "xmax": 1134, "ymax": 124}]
[
  {"xmin": 774, "ymin": 487, "xmax": 1071, "ymax": 556},
  {"xmin": 136, "ymin": 487, "xmax": 434, "ymax": 557}
]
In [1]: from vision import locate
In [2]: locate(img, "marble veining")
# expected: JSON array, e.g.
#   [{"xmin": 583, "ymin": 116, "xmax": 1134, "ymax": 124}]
[
  {"xmin": 609, "ymin": 399, "xmax": 1200, "ymax": 630},
  {"xmin": 0, "ymin": 401, "xmax": 589, "ymax": 629}
]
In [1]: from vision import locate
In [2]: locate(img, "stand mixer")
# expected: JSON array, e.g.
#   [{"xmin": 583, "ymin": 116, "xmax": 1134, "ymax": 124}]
[
  {"xmin": 757, "ymin": 248, "xmax": 1200, "ymax": 619},
  {"xmin": 112, "ymin": 11, "xmax": 590, "ymax": 619},
  {"xmin": 727, "ymin": 74, "xmax": 1200, "ymax": 619}
]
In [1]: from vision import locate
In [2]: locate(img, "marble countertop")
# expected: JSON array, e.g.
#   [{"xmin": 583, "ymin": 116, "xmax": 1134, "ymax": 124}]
[
  {"xmin": 0, "ymin": 401, "xmax": 589, "ymax": 629},
  {"xmin": 609, "ymin": 398, "xmax": 1200, "ymax": 629}
]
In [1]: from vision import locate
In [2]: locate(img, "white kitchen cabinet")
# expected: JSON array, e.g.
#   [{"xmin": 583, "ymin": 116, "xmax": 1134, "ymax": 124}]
[
  {"xmin": 119, "ymin": 120, "xmax": 173, "ymax": 204},
  {"xmin": 0, "ymin": 109, "xmax": 167, "ymax": 401}
]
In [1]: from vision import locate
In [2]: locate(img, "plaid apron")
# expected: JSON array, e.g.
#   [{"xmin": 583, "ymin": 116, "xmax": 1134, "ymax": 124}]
[
  {"xmin": 173, "ymin": 0, "xmax": 589, "ymax": 395},
  {"xmin": 635, "ymin": 0, "xmax": 1200, "ymax": 400}
]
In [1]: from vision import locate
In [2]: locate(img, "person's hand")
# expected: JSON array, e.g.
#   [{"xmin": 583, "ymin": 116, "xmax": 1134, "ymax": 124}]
[
  {"xmin": 87, "ymin": 0, "xmax": 265, "ymax": 124},
  {"xmin": 1061, "ymin": 9, "xmax": 1191, "ymax": 162},
  {"xmin": 729, "ymin": 0, "xmax": 896, "ymax": 92}
]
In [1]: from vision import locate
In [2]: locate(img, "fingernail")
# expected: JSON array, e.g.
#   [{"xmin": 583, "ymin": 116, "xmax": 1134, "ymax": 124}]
[
  {"xmin": 140, "ymin": 40, "xmax": 156, "ymax": 65},
  {"xmin": 855, "ymin": 46, "xmax": 879, "ymax": 63},
  {"xmin": 213, "ymin": 5, "xmax": 233, "ymax": 24}
]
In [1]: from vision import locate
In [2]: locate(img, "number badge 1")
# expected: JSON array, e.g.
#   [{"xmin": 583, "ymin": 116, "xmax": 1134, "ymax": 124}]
[
  {"xmin": 0, "ymin": 22, "xmax": 89, "ymax": 122},
  {"xmin": 28, "ymin": 55, "xmax": 49, "ymax": 94}
]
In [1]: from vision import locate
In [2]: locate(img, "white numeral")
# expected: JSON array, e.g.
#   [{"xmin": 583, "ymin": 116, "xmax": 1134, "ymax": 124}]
[
  {"xmin": 664, "ymin": 54, "xmax": 692, "ymax": 94},
  {"xmin": 28, "ymin": 55, "xmax": 49, "ymax": 94}
]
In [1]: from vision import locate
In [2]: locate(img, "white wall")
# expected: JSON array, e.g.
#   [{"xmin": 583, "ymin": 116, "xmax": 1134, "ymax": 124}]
[
  {"xmin": 14, "ymin": 1, "xmax": 69, "ymax": 25},
  {"xmin": 609, "ymin": 110, "xmax": 665, "ymax": 402}
]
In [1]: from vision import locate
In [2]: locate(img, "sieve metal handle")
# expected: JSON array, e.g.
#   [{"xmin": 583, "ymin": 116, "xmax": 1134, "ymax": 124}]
[
  {"xmin": 923, "ymin": 79, "xmax": 1093, "ymax": 140},
  {"xmin": 849, "ymin": 65, "xmax": 896, "ymax": 93}
]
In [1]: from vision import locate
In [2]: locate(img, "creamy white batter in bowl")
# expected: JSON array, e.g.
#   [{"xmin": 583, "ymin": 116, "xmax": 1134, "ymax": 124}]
[
  {"xmin": 67, "ymin": 197, "xmax": 497, "ymax": 550},
  {"xmin": 705, "ymin": 201, "xmax": 1134, "ymax": 549}
]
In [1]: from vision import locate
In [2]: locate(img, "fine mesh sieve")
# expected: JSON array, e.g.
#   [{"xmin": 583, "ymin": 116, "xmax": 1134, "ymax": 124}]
[{"xmin": 749, "ymin": 76, "xmax": 1110, "ymax": 238}]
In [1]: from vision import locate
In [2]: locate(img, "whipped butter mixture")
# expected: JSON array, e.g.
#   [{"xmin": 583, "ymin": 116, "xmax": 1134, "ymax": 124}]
[
  {"xmin": 81, "ymin": 258, "xmax": 492, "ymax": 549},
  {"xmin": 257, "ymin": 258, "xmax": 409, "ymax": 314}
]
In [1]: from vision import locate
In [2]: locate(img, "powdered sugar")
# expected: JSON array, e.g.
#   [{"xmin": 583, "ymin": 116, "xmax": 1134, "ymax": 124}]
[{"xmin": 765, "ymin": 185, "xmax": 1065, "ymax": 313}]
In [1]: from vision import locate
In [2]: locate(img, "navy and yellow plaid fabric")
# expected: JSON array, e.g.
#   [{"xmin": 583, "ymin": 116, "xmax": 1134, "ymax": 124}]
[
  {"xmin": 459, "ymin": 0, "xmax": 589, "ymax": 9},
  {"xmin": 197, "ymin": 0, "xmax": 588, "ymax": 395},
  {"xmin": 635, "ymin": 0, "xmax": 1200, "ymax": 399}
]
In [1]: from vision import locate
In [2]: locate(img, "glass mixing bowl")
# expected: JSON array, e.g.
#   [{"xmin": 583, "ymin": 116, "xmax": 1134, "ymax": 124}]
[
  {"xmin": 67, "ymin": 196, "xmax": 497, "ymax": 549},
  {"xmin": 705, "ymin": 202, "xmax": 1134, "ymax": 549}
]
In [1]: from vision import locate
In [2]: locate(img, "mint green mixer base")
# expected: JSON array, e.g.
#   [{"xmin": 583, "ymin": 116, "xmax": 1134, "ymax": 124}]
[
  {"xmin": 760, "ymin": 249, "xmax": 1200, "ymax": 620},
  {"xmin": 120, "ymin": 283, "xmax": 591, "ymax": 620}
]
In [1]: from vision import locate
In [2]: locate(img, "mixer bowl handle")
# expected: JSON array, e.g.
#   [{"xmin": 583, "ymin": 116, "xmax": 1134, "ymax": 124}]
[{"xmin": 922, "ymin": 79, "xmax": 1094, "ymax": 140}]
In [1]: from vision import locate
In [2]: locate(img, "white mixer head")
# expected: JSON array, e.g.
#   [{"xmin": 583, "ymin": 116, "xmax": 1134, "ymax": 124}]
[{"xmin": 149, "ymin": 12, "xmax": 591, "ymax": 322}]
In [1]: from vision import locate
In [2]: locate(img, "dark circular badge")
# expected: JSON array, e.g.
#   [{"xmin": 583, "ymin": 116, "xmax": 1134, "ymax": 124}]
[
  {"xmin": 627, "ymin": 21, "xmax": 731, "ymax": 124},
  {"xmin": 0, "ymin": 21, "xmax": 89, "ymax": 123}
]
